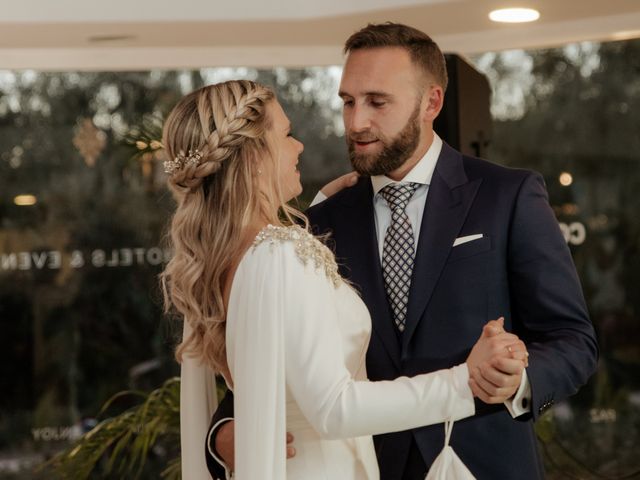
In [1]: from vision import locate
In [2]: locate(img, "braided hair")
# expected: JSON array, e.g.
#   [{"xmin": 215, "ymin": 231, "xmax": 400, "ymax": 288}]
[{"xmin": 160, "ymin": 80, "xmax": 306, "ymax": 375}]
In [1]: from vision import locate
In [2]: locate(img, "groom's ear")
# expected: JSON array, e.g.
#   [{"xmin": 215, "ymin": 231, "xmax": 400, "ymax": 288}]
[{"xmin": 422, "ymin": 84, "xmax": 444, "ymax": 123}]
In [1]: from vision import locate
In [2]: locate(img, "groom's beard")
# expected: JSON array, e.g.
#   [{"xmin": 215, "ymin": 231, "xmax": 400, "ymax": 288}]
[{"xmin": 347, "ymin": 104, "xmax": 421, "ymax": 177}]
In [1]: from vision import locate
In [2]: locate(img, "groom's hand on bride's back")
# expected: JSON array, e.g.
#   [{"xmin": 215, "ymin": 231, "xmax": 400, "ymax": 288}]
[
  {"xmin": 286, "ymin": 432, "xmax": 296, "ymax": 459},
  {"xmin": 215, "ymin": 421, "xmax": 296, "ymax": 469}
]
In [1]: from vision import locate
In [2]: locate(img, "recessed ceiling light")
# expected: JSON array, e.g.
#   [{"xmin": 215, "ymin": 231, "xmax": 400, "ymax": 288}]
[
  {"xmin": 489, "ymin": 8, "xmax": 540, "ymax": 23},
  {"xmin": 610, "ymin": 30, "xmax": 640, "ymax": 41},
  {"xmin": 14, "ymin": 194, "xmax": 37, "ymax": 206}
]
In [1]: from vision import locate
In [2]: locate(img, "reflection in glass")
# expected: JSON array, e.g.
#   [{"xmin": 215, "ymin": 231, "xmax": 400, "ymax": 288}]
[{"xmin": 1, "ymin": 38, "xmax": 639, "ymax": 478}]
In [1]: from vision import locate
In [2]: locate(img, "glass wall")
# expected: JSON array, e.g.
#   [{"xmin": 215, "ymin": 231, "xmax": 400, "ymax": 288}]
[
  {"xmin": 0, "ymin": 37, "xmax": 638, "ymax": 479},
  {"xmin": 0, "ymin": 67, "xmax": 349, "ymax": 479},
  {"xmin": 472, "ymin": 38, "xmax": 640, "ymax": 479}
]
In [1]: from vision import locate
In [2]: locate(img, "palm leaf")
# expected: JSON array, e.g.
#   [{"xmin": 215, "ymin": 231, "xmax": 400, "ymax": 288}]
[{"xmin": 39, "ymin": 377, "xmax": 181, "ymax": 479}]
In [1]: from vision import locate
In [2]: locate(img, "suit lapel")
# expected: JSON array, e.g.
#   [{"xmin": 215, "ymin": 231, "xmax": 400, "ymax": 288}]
[
  {"xmin": 332, "ymin": 179, "xmax": 402, "ymax": 369},
  {"xmin": 401, "ymin": 144, "xmax": 482, "ymax": 356}
]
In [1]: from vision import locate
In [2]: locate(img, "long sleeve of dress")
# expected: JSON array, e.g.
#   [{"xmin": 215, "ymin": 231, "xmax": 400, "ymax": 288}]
[
  {"xmin": 228, "ymin": 232, "xmax": 475, "ymax": 480},
  {"xmin": 180, "ymin": 320, "xmax": 218, "ymax": 480}
]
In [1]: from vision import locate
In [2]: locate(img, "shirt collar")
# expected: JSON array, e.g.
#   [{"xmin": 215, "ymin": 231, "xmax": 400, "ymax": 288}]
[{"xmin": 371, "ymin": 133, "xmax": 442, "ymax": 196}]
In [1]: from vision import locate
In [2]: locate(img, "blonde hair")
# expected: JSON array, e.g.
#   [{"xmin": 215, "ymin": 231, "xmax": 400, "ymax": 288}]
[{"xmin": 161, "ymin": 80, "xmax": 307, "ymax": 375}]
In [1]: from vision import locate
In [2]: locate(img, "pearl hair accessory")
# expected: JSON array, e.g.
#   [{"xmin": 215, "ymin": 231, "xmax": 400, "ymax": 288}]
[{"xmin": 163, "ymin": 149, "xmax": 203, "ymax": 174}]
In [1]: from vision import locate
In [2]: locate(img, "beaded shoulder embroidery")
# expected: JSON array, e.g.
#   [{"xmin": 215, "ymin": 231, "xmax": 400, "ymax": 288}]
[{"xmin": 253, "ymin": 224, "xmax": 342, "ymax": 287}]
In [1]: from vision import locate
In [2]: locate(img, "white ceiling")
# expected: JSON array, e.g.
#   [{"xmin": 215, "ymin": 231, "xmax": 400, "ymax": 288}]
[
  {"xmin": 2, "ymin": 0, "xmax": 640, "ymax": 71},
  {"xmin": 3, "ymin": 0, "xmax": 455, "ymax": 22}
]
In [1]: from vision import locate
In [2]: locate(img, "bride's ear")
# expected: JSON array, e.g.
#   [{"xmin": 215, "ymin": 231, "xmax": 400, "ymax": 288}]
[
  {"xmin": 252, "ymin": 145, "xmax": 272, "ymax": 178},
  {"xmin": 254, "ymin": 157, "xmax": 264, "ymax": 177}
]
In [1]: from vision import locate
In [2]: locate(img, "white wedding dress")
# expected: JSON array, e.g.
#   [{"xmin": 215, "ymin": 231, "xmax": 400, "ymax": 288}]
[{"xmin": 222, "ymin": 224, "xmax": 475, "ymax": 480}]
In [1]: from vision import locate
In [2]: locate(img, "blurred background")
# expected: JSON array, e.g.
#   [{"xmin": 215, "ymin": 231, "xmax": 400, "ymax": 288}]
[{"xmin": 1, "ymin": 1, "xmax": 639, "ymax": 478}]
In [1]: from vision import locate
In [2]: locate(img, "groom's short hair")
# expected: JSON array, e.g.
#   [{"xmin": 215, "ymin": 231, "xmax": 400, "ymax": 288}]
[{"xmin": 344, "ymin": 22, "xmax": 448, "ymax": 92}]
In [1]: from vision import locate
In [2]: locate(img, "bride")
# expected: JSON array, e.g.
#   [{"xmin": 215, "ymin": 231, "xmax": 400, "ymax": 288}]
[{"xmin": 160, "ymin": 80, "xmax": 527, "ymax": 479}]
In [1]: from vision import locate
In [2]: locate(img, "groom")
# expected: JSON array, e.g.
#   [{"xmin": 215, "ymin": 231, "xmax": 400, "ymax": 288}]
[{"xmin": 207, "ymin": 23, "xmax": 598, "ymax": 479}]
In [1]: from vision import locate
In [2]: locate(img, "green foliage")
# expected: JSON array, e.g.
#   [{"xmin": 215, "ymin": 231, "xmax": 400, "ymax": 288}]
[
  {"xmin": 122, "ymin": 114, "xmax": 165, "ymax": 161},
  {"xmin": 40, "ymin": 377, "xmax": 181, "ymax": 480}
]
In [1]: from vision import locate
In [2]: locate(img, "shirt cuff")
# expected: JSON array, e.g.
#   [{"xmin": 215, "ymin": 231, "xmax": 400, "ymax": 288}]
[
  {"xmin": 207, "ymin": 417, "xmax": 234, "ymax": 479},
  {"xmin": 504, "ymin": 369, "xmax": 531, "ymax": 418},
  {"xmin": 310, "ymin": 191, "xmax": 327, "ymax": 207}
]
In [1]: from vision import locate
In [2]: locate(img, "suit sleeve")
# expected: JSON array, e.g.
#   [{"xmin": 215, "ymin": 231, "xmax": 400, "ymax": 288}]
[
  {"xmin": 507, "ymin": 172, "xmax": 598, "ymax": 420},
  {"xmin": 205, "ymin": 390, "xmax": 234, "ymax": 480}
]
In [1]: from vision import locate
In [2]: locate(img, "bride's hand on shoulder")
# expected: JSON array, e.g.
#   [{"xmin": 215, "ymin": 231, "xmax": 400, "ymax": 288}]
[{"xmin": 320, "ymin": 172, "xmax": 359, "ymax": 198}]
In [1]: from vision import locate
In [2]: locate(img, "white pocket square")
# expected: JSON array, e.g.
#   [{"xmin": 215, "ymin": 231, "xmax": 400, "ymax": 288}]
[{"xmin": 453, "ymin": 234, "xmax": 483, "ymax": 247}]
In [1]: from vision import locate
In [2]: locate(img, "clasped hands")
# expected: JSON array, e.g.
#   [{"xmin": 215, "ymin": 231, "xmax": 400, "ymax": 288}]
[{"xmin": 466, "ymin": 317, "xmax": 529, "ymax": 404}]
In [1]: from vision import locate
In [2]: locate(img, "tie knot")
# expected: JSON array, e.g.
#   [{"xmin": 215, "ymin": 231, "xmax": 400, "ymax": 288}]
[{"xmin": 380, "ymin": 183, "xmax": 420, "ymax": 212}]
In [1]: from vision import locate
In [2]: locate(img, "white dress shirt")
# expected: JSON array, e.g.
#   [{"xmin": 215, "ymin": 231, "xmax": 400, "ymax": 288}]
[{"xmin": 370, "ymin": 133, "xmax": 441, "ymax": 259}]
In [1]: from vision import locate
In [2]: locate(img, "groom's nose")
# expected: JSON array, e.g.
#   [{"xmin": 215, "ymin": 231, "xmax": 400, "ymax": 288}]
[{"xmin": 345, "ymin": 104, "xmax": 372, "ymax": 133}]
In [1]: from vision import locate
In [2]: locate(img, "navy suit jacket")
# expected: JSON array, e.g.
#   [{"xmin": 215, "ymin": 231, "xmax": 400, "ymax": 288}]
[{"xmin": 207, "ymin": 143, "xmax": 598, "ymax": 480}]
